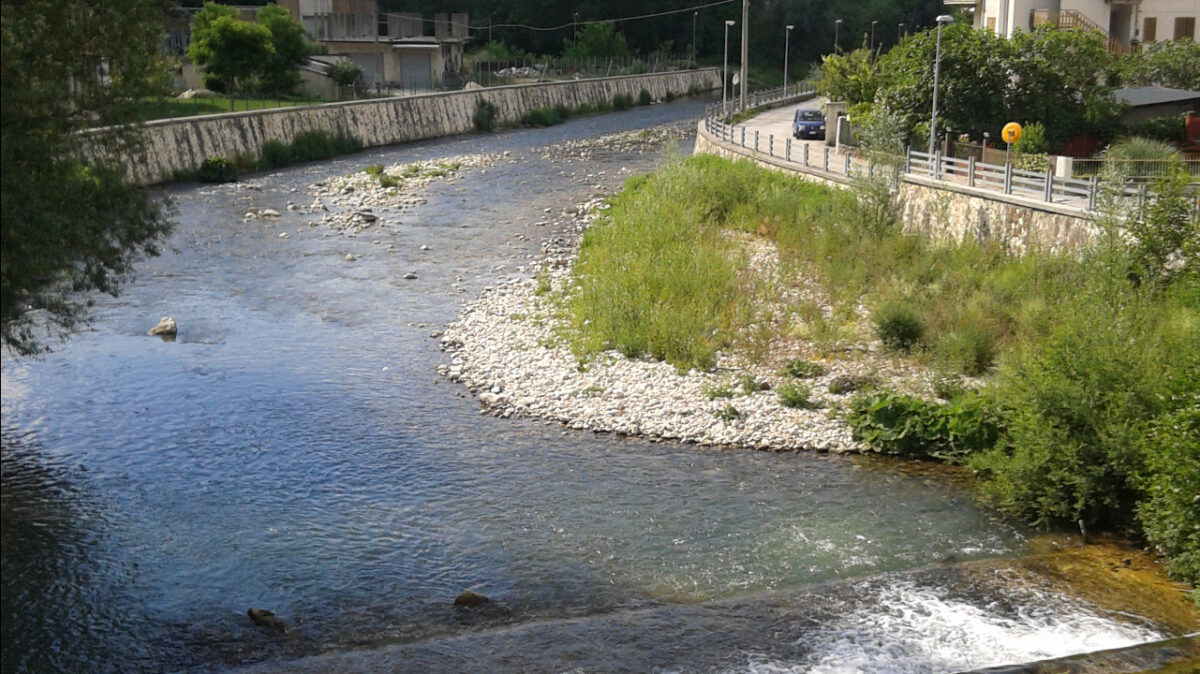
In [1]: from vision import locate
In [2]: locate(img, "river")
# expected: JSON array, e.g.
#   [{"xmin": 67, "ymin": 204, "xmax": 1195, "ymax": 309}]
[{"xmin": 0, "ymin": 99, "xmax": 1176, "ymax": 673}]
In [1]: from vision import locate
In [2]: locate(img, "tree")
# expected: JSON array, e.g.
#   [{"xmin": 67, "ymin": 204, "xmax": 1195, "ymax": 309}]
[
  {"xmin": 256, "ymin": 4, "xmax": 315, "ymax": 94},
  {"xmin": 1, "ymin": 0, "xmax": 175, "ymax": 355},
  {"xmin": 814, "ymin": 49, "xmax": 881, "ymax": 105},
  {"xmin": 326, "ymin": 59, "xmax": 364, "ymax": 98},
  {"xmin": 562, "ymin": 22, "xmax": 629, "ymax": 60},
  {"xmin": 187, "ymin": 3, "xmax": 274, "ymax": 92},
  {"xmin": 1120, "ymin": 38, "xmax": 1200, "ymax": 90}
]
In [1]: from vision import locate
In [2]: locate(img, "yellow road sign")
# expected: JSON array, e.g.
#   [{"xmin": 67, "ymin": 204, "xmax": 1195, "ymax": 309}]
[{"xmin": 1002, "ymin": 122, "xmax": 1022, "ymax": 145}]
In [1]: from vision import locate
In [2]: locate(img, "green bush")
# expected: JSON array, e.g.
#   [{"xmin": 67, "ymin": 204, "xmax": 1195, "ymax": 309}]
[
  {"xmin": 1126, "ymin": 116, "xmax": 1186, "ymax": 145},
  {"xmin": 291, "ymin": 129, "xmax": 334, "ymax": 161},
  {"xmin": 612, "ymin": 93, "xmax": 633, "ymax": 110},
  {"xmin": 638, "ymin": 88, "xmax": 652, "ymax": 106},
  {"xmin": 703, "ymin": 384, "xmax": 734, "ymax": 400},
  {"xmin": 553, "ymin": 103, "xmax": 571, "ymax": 121},
  {"xmin": 873, "ymin": 302, "xmax": 925, "ymax": 351},
  {"xmin": 941, "ymin": 323, "xmax": 997, "ymax": 376},
  {"xmin": 714, "ymin": 404, "xmax": 742, "ymax": 421},
  {"xmin": 847, "ymin": 391, "xmax": 1000, "ymax": 463},
  {"xmin": 472, "ymin": 99, "xmax": 498, "ymax": 132},
  {"xmin": 522, "ymin": 106, "xmax": 562, "ymax": 127},
  {"xmin": 777, "ymin": 382, "xmax": 816, "ymax": 409},
  {"xmin": 257, "ymin": 139, "xmax": 292, "ymax": 170},
  {"xmin": 781, "ymin": 359, "xmax": 826, "ymax": 379},
  {"xmin": 198, "ymin": 156, "xmax": 237, "ymax": 182},
  {"xmin": 1135, "ymin": 401, "xmax": 1200, "ymax": 590},
  {"xmin": 330, "ymin": 132, "xmax": 361, "ymax": 155}
]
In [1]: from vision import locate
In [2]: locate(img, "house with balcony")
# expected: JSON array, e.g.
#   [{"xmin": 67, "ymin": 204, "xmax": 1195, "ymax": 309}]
[
  {"xmin": 277, "ymin": 0, "xmax": 469, "ymax": 90},
  {"xmin": 943, "ymin": 0, "xmax": 1197, "ymax": 52}
]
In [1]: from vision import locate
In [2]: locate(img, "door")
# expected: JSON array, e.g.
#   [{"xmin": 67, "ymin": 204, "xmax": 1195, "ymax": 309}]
[{"xmin": 399, "ymin": 52, "xmax": 431, "ymax": 90}]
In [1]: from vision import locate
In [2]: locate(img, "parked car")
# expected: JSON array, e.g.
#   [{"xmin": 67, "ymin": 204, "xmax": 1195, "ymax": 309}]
[{"xmin": 793, "ymin": 108, "xmax": 825, "ymax": 140}]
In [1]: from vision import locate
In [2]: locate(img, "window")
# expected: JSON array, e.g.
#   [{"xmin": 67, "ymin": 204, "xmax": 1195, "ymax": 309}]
[
  {"xmin": 1143, "ymin": 16, "xmax": 1156, "ymax": 42},
  {"xmin": 1174, "ymin": 17, "xmax": 1195, "ymax": 41},
  {"xmin": 378, "ymin": 14, "xmax": 388, "ymax": 37}
]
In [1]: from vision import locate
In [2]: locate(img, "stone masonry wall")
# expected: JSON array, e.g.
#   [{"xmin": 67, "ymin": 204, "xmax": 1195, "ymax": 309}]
[{"xmin": 95, "ymin": 69, "xmax": 720, "ymax": 184}]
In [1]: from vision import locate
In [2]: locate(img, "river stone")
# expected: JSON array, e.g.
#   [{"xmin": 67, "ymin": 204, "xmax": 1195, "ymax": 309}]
[
  {"xmin": 453, "ymin": 590, "xmax": 490, "ymax": 607},
  {"xmin": 261, "ymin": 209, "xmax": 280, "ymax": 217},
  {"xmin": 147, "ymin": 317, "xmax": 177, "ymax": 336},
  {"xmin": 247, "ymin": 607, "xmax": 286, "ymax": 633}
]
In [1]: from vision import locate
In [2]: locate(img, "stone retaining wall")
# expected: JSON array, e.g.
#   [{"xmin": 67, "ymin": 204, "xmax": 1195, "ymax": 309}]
[
  {"xmin": 695, "ymin": 121, "xmax": 1098, "ymax": 254},
  {"xmin": 98, "ymin": 69, "xmax": 719, "ymax": 184}
]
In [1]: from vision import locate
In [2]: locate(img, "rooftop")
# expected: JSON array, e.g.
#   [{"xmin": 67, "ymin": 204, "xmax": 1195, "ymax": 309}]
[{"xmin": 1115, "ymin": 86, "xmax": 1200, "ymax": 107}]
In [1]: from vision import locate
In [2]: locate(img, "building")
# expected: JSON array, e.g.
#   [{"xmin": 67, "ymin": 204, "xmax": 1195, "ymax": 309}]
[
  {"xmin": 943, "ymin": 0, "xmax": 1197, "ymax": 52},
  {"xmin": 276, "ymin": 0, "xmax": 469, "ymax": 90}
]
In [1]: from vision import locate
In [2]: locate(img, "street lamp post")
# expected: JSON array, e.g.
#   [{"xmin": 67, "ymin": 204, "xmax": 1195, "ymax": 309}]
[
  {"xmin": 898, "ymin": 22, "xmax": 905, "ymax": 43},
  {"xmin": 573, "ymin": 12, "xmax": 579, "ymax": 41},
  {"xmin": 724, "ymin": 19, "xmax": 735, "ymax": 115},
  {"xmin": 834, "ymin": 19, "xmax": 842, "ymax": 53},
  {"xmin": 693, "ymin": 12, "xmax": 698, "ymax": 65},
  {"xmin": 739, "ymin": 0, "xmax": 748, "ymax": 112},
  {"xmin": 928, "ymin": 14, "xmax": 953, "ymax": 156},
  {"xmin": 870, "ymin": 20, "xmax": 878, "ymax": 51},
  {"xmin": 784, "ymin": 24, "xmax": 793, "ymax": 94}
]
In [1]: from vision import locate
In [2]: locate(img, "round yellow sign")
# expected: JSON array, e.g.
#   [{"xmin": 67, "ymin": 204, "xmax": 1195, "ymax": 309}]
[{"xmin": 1001, "ymin": 122, "xmax": 1022, "ymax": 145}]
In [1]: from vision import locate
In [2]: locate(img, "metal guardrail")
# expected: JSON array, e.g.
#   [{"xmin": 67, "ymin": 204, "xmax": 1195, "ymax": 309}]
[{"xmin": 700, "ymin": 92, "xmax": 1200, "ymax": 219}]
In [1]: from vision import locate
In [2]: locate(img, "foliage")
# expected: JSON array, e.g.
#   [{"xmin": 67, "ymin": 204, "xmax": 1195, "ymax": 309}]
[
  {"xmin": 1119, "ymin": 39, "xmax": 1200, "ymax": 90},
  {"xmin": 561, "ymin": 22, "xmax": 629, "ymax": 61},
  {"xmin": 1135, "ymin": 400, "xmax": 1200, "ymax": 589},
  {"xmin": 1125, "ymin": 116, "xmax": 1186, "ymax": 145},
  {"xmin": 1124, "ymin": 167, "xmax": 1200, "ymax": 287},
  {"xmin": 1, "ymin": 0, "xmax": 174, "ymax": 355},
  {"xmin": 781, "ymin": 359, "xmax": 826, "ymax": 379},
  {"xmin": 873, "ymin": 23, "xmax": 1122, "ymax": 147},
  {"xmin": 1012, "ymin": 121, "xmax": 1049, "ymax": 172},
  {"xmin": 638, "ymin": 89, "xmax": 653, "ymax": 106},
  {"xmin": 703, "ymin": 384, "xmax": 734, "ymax": 400},
  {"xmin": 472, "ymin": 99, "xmax": 498, "ymax": 132},
  {"xmin": 327, "ymin": 59, "xmax": 364, "ymax": 89},
  {"xmin": 777, "ymin": 382, "xmax": 816, "ymax": 409},
  {"xmin": 873, "ymin": 302, "xmax": 925, "ymax": 351},
  {"xmin": 188, "ymin": 6, "xmax": 275, "ymax": 92},
  {"xmin": 713, "ymin": 404, "xmax": 742, "ymax": 422},
  {"xmin": 847, "ymin": 391, "xmax": 1000, "ymax": 463},
  {"xmin": 257, "ymin": 140, "xmax": 292, "ymax": 170},
  {"xmin": 198, "ymin": 156, "xmax": 238, "ymax": 182},
  {"xmin": 814, "ymin": 49, "xmax": 880, "ymax": 105},
  {"xmin": 479, "ymin": 40, "xmax": 529, "ymax": 61},
  {"xmin": 612, "ymin": 93, "xmax": 633, "ymax": 110},
  {"xmin": 522, "ymin": 106, "xmax": 563, "ymax": 127},
  {"xmin": 255, "ymin": 5, "xmax": 314, "ymax": 94}
]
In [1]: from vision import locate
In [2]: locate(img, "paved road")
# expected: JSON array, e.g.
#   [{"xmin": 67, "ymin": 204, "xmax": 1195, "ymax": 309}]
[{"xmin": 734, "ymin": 102, "xmax": 832, "ymax": 157}]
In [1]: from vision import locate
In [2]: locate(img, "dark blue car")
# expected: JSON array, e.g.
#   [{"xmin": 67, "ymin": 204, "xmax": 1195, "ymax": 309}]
[{"xmin": 793, "ymin": 108, "xmax": 825, "ymax": 140}]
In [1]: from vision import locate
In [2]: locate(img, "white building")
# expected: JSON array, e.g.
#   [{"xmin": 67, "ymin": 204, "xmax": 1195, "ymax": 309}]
[{"xmin": 943, "ymin": 0, "xmax": 1198, "ymax": 52}]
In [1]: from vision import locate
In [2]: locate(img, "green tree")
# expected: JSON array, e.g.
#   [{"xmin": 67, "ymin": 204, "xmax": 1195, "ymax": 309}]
[
  {"xmin": 256, "ymin": 4, "xmax": 315, "ymax": 94},
  {"xmin": 188, "ymin": 4, "xmax": 274, "ymax": 92},
  {"xmin": 814, "ymin": 48, "xmax": 880, "ymax": 105},
  {"xmin": 1, "ymin": 0, "xmax": 174, "ymax": 355},
  {"xmin": 326, "ymin": 59, "xmax": 364, "ymax": 97},
  {"xmin": 1120, "ymin": 38, "xmax": 1200, "ymax": 90},
  {"xmin": 562, "ymin": 22, "xmax": 629, "ymax": 60}
]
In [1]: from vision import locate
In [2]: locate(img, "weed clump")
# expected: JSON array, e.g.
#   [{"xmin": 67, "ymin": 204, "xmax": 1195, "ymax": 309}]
[
  {"xmin": 472, "ymin": 99, "xmax": 498, "ymax": 132},
  {"xmin": 873, "ymin": 302, "xmax": 925, "ymax": 351},
  {"xmin": 198, "ymin": 156, "xmax": 237, "ymax": 183}
]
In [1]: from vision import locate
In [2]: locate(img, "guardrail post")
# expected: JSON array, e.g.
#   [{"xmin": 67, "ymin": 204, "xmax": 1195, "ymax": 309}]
[
  {"xmin": 905, "ymin": 146, "xmax": 912, "ymax": 173},
  {"xmin": 1138, "ymin": 184, "xmax": 1147, "ymax": 220},
  {"xmin": 769, "ymin": 134, "xmax": 774, "ymax": 157},
  {"xmin": 968, "ymin": 156, "xmax": 975, "ymax": 187},
  {"xmin": 786, "ymin": 137, "xmax": 792, "ymax": 162},
  {"xmin": 934, "ymin": 152, "xmax": 942, "ymax": 180},
  {"xmin": 1044, "ymin": 167, "xmax": 1054, "ymax": 203},
  {"xmin": 754, "ymin": 130, "xmax": 760, "ymax": 152},
  {"xmin": 823, "ymin": 146, "xmax": 829, "ymax": 172},
  {"xmin": 844, "ymin": 154, "xmax": 851, "ymax": 176},
  {"xmin": 803, "ymin": 144, "xmax": 810, "ymax": 167},
  {"xmin": 741, "ymin": 127, "xmax": 746, "ymax": 147},
  {"xmin": 1088, "ymin": 176, "xmax": 1098, "ymax": 210},
  {"xmin": 1004, "ymin": 162, "xmax": 1013, "ymax": 195}
]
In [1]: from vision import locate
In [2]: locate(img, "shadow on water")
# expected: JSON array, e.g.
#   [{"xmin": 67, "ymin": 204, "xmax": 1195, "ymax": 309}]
[{"xmin": 2, "ymin": 98, "xmax": 1192, "ymax": 673}]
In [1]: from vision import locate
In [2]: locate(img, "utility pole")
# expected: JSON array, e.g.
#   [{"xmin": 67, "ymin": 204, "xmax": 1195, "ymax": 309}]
[
  {"xmin": 739, "ymin": 0, "xmax": 748, "ymax": 111},
  {"xmin": 693, "ymin": 11, "xmax": 698, "ymax": 66}
]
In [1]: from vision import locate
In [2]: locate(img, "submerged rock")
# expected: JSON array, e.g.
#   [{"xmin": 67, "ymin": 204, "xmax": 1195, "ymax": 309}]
[
  {"xmin": 453, "ymin": 590, "xmax": 490, "ymax": 608},
  {"xmin": 147, "ymin": 317, "xmax": 177, "ymax": 336},
  {"xmin": 247, "ymin": 607, "xmax": 286, "ymax": 633}
]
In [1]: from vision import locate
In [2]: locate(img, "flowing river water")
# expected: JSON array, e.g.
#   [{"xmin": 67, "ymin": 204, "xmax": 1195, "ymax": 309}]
[{"xmin": 0, "ymin": 100, "xmax": 1185, "ymax": 673}]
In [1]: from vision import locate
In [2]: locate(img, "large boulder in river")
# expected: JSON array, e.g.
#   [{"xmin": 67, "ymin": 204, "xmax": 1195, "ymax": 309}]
[
  {"xmin": 453, "ymin": 590, "xmax": 491, "ymax": 608},
  {"xmin": 247, "ymin": 607, "xmax": 287, "ymax": 633},
  {"xmin": 147, "ymin": 317, "xmax": 177, "ymax": 336}
]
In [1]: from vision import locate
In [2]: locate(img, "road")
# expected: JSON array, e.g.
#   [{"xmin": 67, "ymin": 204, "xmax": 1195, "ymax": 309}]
[{"xmin": 733, "ymin": 101, "xmax": 833, "ymax": 157}]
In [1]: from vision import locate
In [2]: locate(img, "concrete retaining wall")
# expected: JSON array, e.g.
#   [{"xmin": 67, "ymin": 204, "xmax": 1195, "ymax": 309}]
[
  {"xmin": 101, "ymin": 69, "xmax": 719, "ymax": 184},
  {"xmin": 695, "ymin": 121, "xmax": 1098, "ymax": 254}
]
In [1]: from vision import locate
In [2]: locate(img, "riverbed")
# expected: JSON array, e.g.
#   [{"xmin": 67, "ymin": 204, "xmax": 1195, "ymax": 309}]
[{"xmin": 0, "ymin": 99, "xmax": 1189, "ymax": 673}]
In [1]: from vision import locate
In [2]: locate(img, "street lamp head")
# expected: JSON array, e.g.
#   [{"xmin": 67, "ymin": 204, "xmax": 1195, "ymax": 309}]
[
  {"xmin": 872, "ymin": 20, "xmax": 878, "ymax": 26},
  {"xmin": 835, "ymin": 19, "xmax": 843, "ymax": 25},
  {"xmin": 936, "ymin": 14, "xmax": 954, "ymax": 24},
  {"xmin": 787, "ymin": 25, "xmax": 794, "ymax": 30},
  {"xmin": 726, "ymin": 20, "xmax": 736, "ymax": 26}
]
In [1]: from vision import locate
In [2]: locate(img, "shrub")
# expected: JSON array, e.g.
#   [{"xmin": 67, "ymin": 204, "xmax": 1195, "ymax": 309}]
[
  {"xmin": 330, "ymin": 132, "xmax": 361, "ymax": 155},
  {"xmin": 1126, "ymin": 116, "xmax": 1186, "ymax": 145},
  {"xmin": 290, "ymin": 129, "xmax": 335, "ymax": 161},
  {"xmin": 740, "ymin": 373, "xmax": 762, "ymax": 395},
  {"xmin": 257, "ymin": 139, "xmax": 292, "ymax": 170},
  {"xmin": 612, "ymin": 93, "xmax": 633, "ymax": 110},
  {"xmin": 198, "ymin": 156, "xmax": 237, "ymax": 182},
  {"xmin": 664, "ymin": 91, "xmax": 676, "ymax": 103},
  {"xmin": 847, "ymin": 391, "xmax": 1000, "ymax": 463},
  {"xmin": 472, "ymin": 99, "xmax": 498, "ymax": 132},
  {"xmin": 553, "ymin": 103, "xmax": 572, "ymax": 121},
  {"xmin": 638, "ymin": 88, "xmax": 652, "ymax": 106},
  {"xmin": 714, "ymin": 404, "xmax": 742, "ymax": 421},
  {"xmin": 781, "ymin": 359, "xmax": 826, "ymax": 379},
  {"xmin": 777, "ymin": 382, "xmax": 816, "ymax": 409},
  {"xmin": 873, "ymin": 302, "xmax": 925, "ymax": 351},
  {"xmin": 522, "ymin": 107, "xmax": 562, "ymax": 127},
  {"xmin": 703, "ymin": 384, "xmax": 734, "ymax": 400},
  {"xmin": 941, "ymin": 324, "xmax": 997, "ymax": 376}
]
